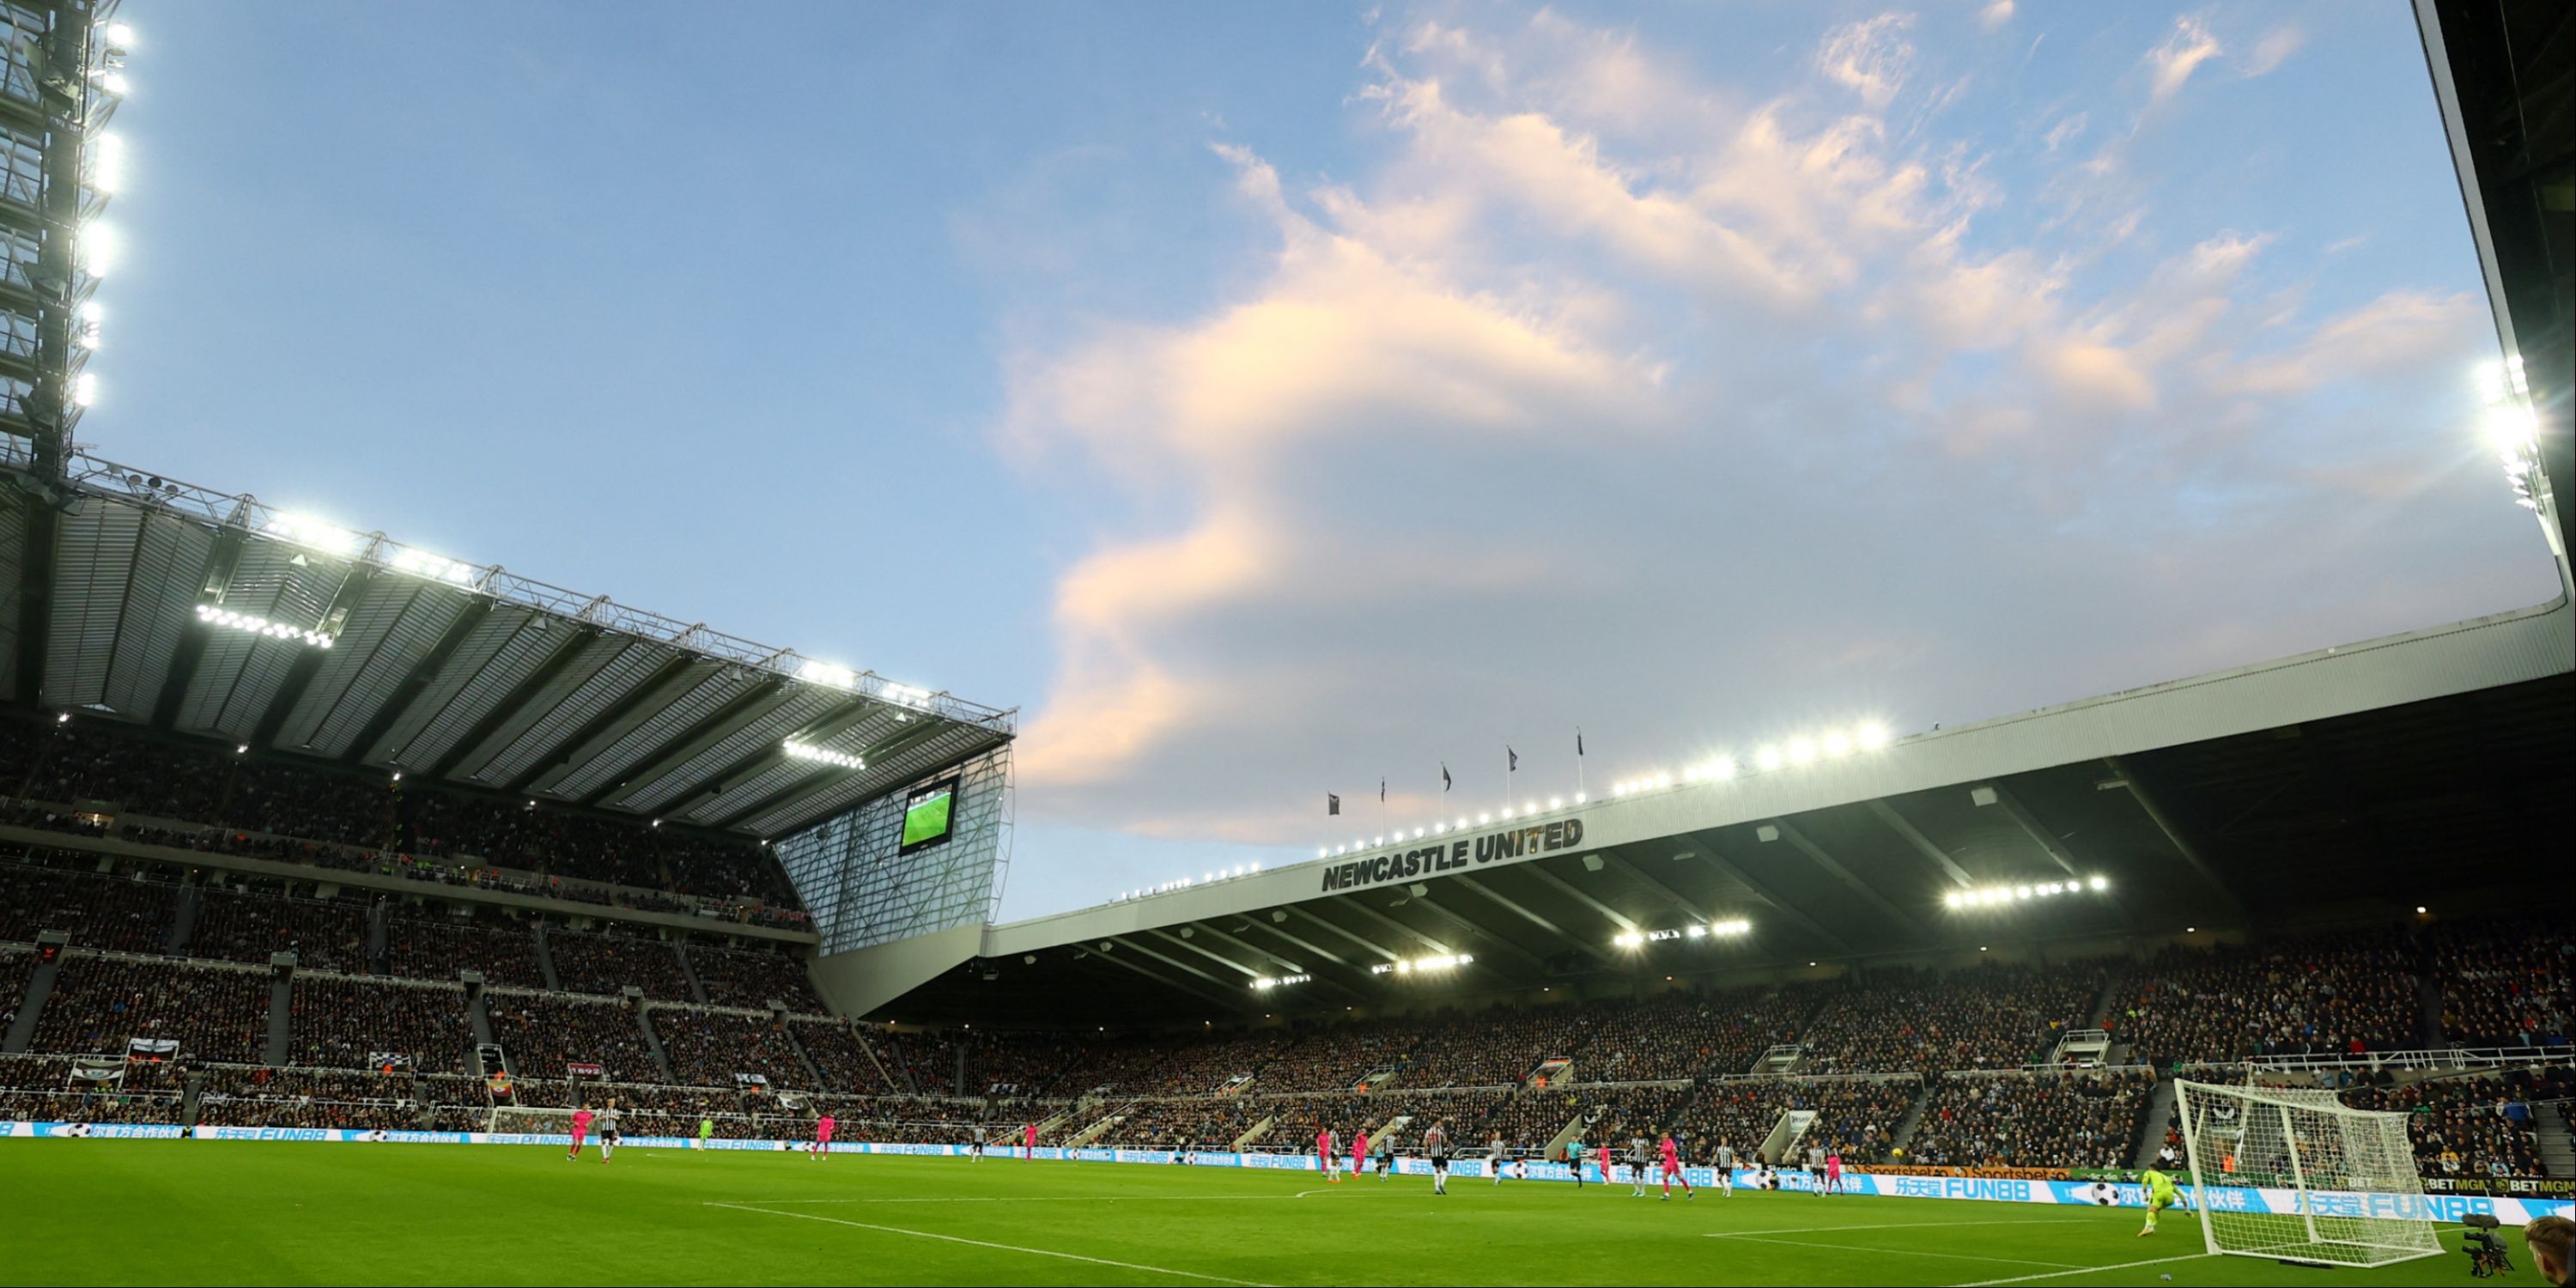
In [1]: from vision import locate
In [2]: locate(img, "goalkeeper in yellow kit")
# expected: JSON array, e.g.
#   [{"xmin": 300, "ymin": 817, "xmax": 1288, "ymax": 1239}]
[{"xmin": 2137, "ymin": 1168, "xmax": 2187, "ymax": 1236}]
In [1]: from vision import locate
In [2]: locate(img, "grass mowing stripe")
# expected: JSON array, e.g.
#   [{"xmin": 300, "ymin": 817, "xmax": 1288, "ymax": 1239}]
[
  {"xmin": 1958, "ymin": 1252, "xmax": 2216, "ymax": 1285},
  {"xmin": 1707, "ymin": 1219, "xmax": 2098, "ymax": 1237},
  {"xmin": 705, "ymin": 1200, "xmax": 1272, "ymax": 1286},
  {"xmin": 724, "ymin": 1195, "xmax": 1313, "ymax": 1205},
  {"xmin": 1711, "ymin": 1236, "xmax": 2087, "ymax": 1270}
]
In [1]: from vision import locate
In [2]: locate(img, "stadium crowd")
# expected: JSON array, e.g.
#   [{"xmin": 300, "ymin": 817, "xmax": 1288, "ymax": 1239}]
[
  {"xmin": 1800, "ymin": 963, "xmax": 2105, "ymax": 1074},
  {"xmin": 287, "ymin": 976, "xmax": 471, "ymax": 1074},
  {"xmin": 1667, "ymin": 1076, "xmax": 1915, "ymax": 1164},
  {"xmin": 1905, "ymin": 1070, "xmax": 2153, "ymax": 1170},
  {"xmin": 190, "ymin": 884, "xmax": 370, "ymax": 974},
  {"xmin": 547, "ymin": 927, "xmax": 693, "ymax": 1000},
  {"xmin": 32, "ymin": 956, "xmax": 269, "ymax": 1065},
  {"xmin": 2114, "ymin": 931, "xmax": 2425, "ymax": 1066}
]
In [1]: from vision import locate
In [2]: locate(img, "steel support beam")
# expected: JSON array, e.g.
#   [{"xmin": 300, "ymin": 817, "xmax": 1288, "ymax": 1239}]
[
  {"xmin": 1451, "ymin": 873, "xmax": 1620, "ymax": 968},
  {"xmin": 1980, "ymin": 784, "xmax": 2083, "ymax": 878},
  {"xmin": 2102, "ymin": 756, "xmax": 2249, "ymax": 922},
  {"xmin": 1769, "ymin": 819, "xmax": 1928, "ymax": 941},
  {"xmin": 1679, "ymin": 829, "xmax": 1855, "ymax": 954},
  {"xmin": 1866, "ymin": 799, "xmax": 1975, "ymax": 888},
  {"xmin": 1522, "ymin": 866, "xmax": 1639, "ymax": 934},
  {"xmin": 1281, "ymin": 905, "xmax": 1399, "ymax": 963}
]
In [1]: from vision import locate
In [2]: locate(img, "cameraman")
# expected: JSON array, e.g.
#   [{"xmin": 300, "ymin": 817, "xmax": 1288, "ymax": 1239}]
[{"xmin": 2528, "ymin": 1214, "xmax": 2573, "ymax": 1287}]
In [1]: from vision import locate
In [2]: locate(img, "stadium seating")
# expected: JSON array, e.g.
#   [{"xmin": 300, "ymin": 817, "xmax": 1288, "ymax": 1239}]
[
  {"xmin": 287, "ymin": 976, "xmax": 471, "ymax": 1075},
  {"xmin": 1667, "ymin": 1076, "xmax": 1915, "ymax": 1165},
  {"xmin": 1905, "ymin": 1071, "xmax": 2153, "ymax": 1170},
  {"xmin": 0, "ymin": 857, "xmax": 179, "ymax": 954},
  {"xmin": 790, "ymin": 1018, "xmax": 904, "ymax": 1094},
  {"xmin": 2111, "ymin": 930, "xmax": 2425, "ymax": 1066},
  {"xmin": 688, "ymin": 944, "xmax": 829, "ymax": 1013},
  {"xmin": 1800, "ymin": 963, "xmax": 2105, "ymax": 1074},
  {"xmin": 190, "ymin": 883, "xmax": 371, "ymax": 974},
  {"xmin": 482, "ymin": 992, "xmax": 656, "ymax": 1083},
  {"xmin": 384, "ymin": 913, "xmax": 544, "ymax": 988},
  {"xmin": 547, "ymin": 928, "xmax": 692, "ymax": 1000},
  {"xmin": 31, "ymin": 955, "xmax": 270, "ymax": 1064},
  {"xmin": 650, "ymin": 1009, "xmax": 812, "ymax": 1089}
]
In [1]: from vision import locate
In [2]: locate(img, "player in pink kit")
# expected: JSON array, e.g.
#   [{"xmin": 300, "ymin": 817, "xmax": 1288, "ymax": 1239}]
[
  {"xmin": 1824, "ymin": 1151, "xmax": 1844, "ymax": 1195},
  {"xmin": 567, "ymin": 1104, "xmax": 594, "ymax": 1161},
  {"xmin": 810, "ymin": 1112, "xmax": 835, "ymax": 1161},
  {"xmin": 1316, "ymin": 1123, "xmax": 1339, "ymax": 1183},
  {"xmin": 1352, "ymin": 1127, "xmax": 1370, "ymax": 1182},
  {"xmin": 1658, "ymin": 1131, "xmax": 1693, "ymax": 1202},
  {"xmin": 1596, "ymin": 1142, "xmax": 1613, "ymax": 1190}
]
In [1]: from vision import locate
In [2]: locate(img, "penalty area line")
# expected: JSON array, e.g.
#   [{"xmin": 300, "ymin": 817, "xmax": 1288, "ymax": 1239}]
[
  {"xmin": 1706, "ymin": 1218, "xmax": 2099, "ymax": 1237},
  {"xmin": 704, "ymin": 1201, "xmax": 1270, "ymax": 1286},
  {"xmin": 1959, "ymin": 1252, "xmax": 2216, "ymax": 1286}
]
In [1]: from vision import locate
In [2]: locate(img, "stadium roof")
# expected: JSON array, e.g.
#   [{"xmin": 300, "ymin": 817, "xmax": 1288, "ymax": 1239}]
[
  {"xmin": 0, "ymin": 442, "xmax": 1014, "ymax": 839},
  {"xmin": 857, "ymin": 596, "xmax": 2572, "ymax": 1029}
]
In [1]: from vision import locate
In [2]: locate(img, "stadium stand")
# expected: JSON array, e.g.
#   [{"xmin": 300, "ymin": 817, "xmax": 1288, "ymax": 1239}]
[
  {"xmin": 547, "ymin": 928, "xmax": 692, "ymax": 1001},
  {"xmin": 1667, "ymin": 1076, "xmax": 1916, "ymax": 1164},
  {"xmin": 481, "ymin": 992, "xmax": 657, "ymax": 1083},
  {"xmin": 384, "ymin": 913, "xmax": 544, "ymax": 988},
  {"xmin": 650, "ymin": 1009, "xmax": 811, "ymax": 1089},
  {"xmin": 688, "ymin": 944, "xmax": 829, "ymax": 1013},
  {"xmin": 1905, "ymin": 1070, "xmax": 2154, "ymax": 1170},
  {"xmin": 2111, "ymin": 930, "xmax": 2426, "ymax": 1066},
  {"xmin": 1800, "ymin": 963, "xmax": 2105, "ymax": 1074},
  {"xmin": 0, "ymin": 856, "xmax": 178, "ymax": 954},
  {"xmin": 30, "ymin": 955, "xmax": 270, "ymax": 1064},
  {"xmin": 287, "ymin": 976, "xmax": 471, "ymax": 1075},
  {"xmin": 190, "ymin": 883, "xmax": 371, "ymax": 974}
]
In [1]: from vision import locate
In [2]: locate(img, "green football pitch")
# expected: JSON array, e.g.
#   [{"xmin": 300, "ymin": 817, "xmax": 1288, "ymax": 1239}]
[{"xmin": 0, "ymin": 1143, "xmax": 2519, "ymax": 1286}]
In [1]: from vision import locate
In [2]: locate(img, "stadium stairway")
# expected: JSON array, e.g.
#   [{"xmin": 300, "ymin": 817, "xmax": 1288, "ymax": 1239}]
[
  {"xmin": 634, "ymin": 1005, "xmax": 677, "ymax": 1084},
  {"xmin": 1887, "ymin": 1079, "xmax": 1935, "ymax": 1157},
  {"xmin": 264, "ymin": 973, "xmax": 293, "ymax": 1066},
  {"xmin": 365, "ymin": 903, "xmax": 389, "ymax": 975},
  {"xmin": 1540, "ymin": 1107, "xmax": 1586, "ymax": 1161},
  {"xmin": 2130, "ymin": 1077, "xmax": 2179, "ymax": 1169},
  {"xmin": 168, "ymin": 884, "xmax": 202, "ymax": 956},
  {"xmin": 2086, "ymin": 976, "xmax": 2121, "ymax": 1029},
  {"xmin": 2, "ymin": 945, "xmax": 62, "ymax": 1054},
  {"xmin": 2415, "ymin": 977, "xmax": 2445, "ymax": 1048},
  {"xmin": 672, "ymin": 945, "xmax": 710, "ymax": 1005},
  {"xmin": 532, "ymin": 926, "xmax": 564, "ymax": 993},
  {"xmin": 2540, "ymin": 1109, "xmax": 2573, "ymax": 1179},
  {"xmin": 1229, "ymin": 1114, "xmax": 1277, "ymax": 1151},
  {"xmin": 777, "ymin": 1023, "xmax": 825, "ymax": 1089}
]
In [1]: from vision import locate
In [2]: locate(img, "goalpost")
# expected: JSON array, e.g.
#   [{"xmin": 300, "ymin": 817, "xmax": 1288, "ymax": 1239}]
[{"xmin": 2173, "ymin": 1079, "xmax": 2441, "ymax": 1268}]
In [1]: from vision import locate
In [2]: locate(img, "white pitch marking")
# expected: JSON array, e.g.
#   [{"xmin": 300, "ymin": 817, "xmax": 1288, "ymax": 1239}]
[
  {"xmin": 1959, "ymin": 1252, "xmax": 2216, "ymax": 1286},
  {"xmin": 705, "ymin": 1201, "xmax": 1269, "ymax": 1286},
  {"xmin": 1710, "ymin": 1236, "xmax": 2087, "ymax": 1270}
]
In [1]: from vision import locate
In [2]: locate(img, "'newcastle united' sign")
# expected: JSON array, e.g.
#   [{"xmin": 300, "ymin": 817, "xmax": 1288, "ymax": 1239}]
[{"xmin": 1320, "ymin": 817, "xmax": 1586, "ymax": 893}]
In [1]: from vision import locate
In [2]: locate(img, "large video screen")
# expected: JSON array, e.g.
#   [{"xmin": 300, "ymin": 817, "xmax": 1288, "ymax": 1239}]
[{"xmin": 898, "ymin": 776, "xmax": 961, "ymax": 856}]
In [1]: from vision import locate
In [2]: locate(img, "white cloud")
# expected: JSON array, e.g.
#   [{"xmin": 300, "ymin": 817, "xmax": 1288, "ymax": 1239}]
[
  {"xmin": 1978, "ymin": 0, "xmax": 2015, "ymax": 33},
  {"xmin": 1817, "ymin": 14, "xmax": 1918, "ymax": 109},
  {"xmin": 2243, "ymin": 26, "xmax": 2306, "ymax": 76},
  {"xmin": 2043, "ymin": 112, "xmax": 2087, "ymax": 154},
  {"xmin": 994, "ymin": 7, "xmax": 2543, "ymax": 854},
  {"xmin": 2146, "ymin": 15, "xmax": 2224, "ymax": 106}
]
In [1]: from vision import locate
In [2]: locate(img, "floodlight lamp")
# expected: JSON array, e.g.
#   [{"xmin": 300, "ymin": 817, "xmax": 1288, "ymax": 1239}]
[
  {"xmin": 2487, "ymin": 405, "xmax": 2538, "ymax": 453},
  {"xmin": 1788, "ymin": 738, "xmax": 1817, "ymax": 765},
  {"xmin": 73, "ymin": 373, "xmax": 97, "ymax": 407},
  {"xmin": 1710, "ymin": 758, "xmax": 1737, "ymax": 781},
  {"xmin": 81, "ymin": 223, "xmax": 114, "ymax": 277},
  {"xmin": 1856, "ymin": 722, "xmax": 1891, "ymax": 750},
  {"xmin": 798, "ymin": 659, "xmax": 859, "ymax": 690},
  {"xmin": 1686, "ymin": 925, "xmax": 1704, "ymax": 938},
  {"xmin": 1756, "ymin": 747, "xmax": 1783, "ymax": 772},
  {"xmin": 100, "ymin": 71, "xmax": 128, "ymax": 95},
  {"xmin": 104, "ymin": 21, "xmax": 134, "ymax": 47},
  {"xmin": 1317, "ymin": 848, "xmax": 1327, "ymax": 859},
  {"xmin": 1477, "ymin": 812, "xmax": 1491, "ymax": 824},
  {"xmin": 234, "ymin": 744, "xmax": 247, "ymax": 755},
  {"xmin": 1548, "ymin": 796, "xmax": 1563, "ymax": 810},
  {"xmin": 1574, "ymin": 792, "xmax": 1586, "ymax": 804},
  {"xmin": 1822, "ymin": 732, "xmax": 1852, "ymax": 757}
]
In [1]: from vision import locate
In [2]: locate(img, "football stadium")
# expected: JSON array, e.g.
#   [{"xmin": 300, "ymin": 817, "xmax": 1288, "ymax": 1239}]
[{"xmin": 2, "ymin": 2, "xmax": 2572, "ymax": 1285}]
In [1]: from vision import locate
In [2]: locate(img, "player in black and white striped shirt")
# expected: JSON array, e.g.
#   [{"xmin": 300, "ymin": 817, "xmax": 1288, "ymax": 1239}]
[{"xmin": 1423, "ymin": 1120, "xmax": 1451, "ymax": 1195}]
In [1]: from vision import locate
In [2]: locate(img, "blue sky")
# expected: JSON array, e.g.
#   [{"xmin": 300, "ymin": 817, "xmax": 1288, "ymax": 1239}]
[{"xmin": 91, "ymin": 2, "xmax": 2555, "ymax": 920}]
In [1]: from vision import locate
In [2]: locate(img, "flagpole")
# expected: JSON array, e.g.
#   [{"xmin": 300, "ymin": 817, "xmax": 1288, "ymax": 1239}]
[{"xmin": 1577, "ymin": 728, "xmax": 1586, "ymax": 801}]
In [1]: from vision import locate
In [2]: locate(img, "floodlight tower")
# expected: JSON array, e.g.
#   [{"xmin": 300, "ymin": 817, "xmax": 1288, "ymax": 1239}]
[{"xmin": 0, "ymin": 0, "xmax": 125, "ymax": 485}]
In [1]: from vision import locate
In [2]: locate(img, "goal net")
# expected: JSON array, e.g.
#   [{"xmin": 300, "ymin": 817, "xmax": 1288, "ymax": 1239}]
[{"xmin": 2173, "ymin": 1079, "xmax": 2440, "ymax": 1268}]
